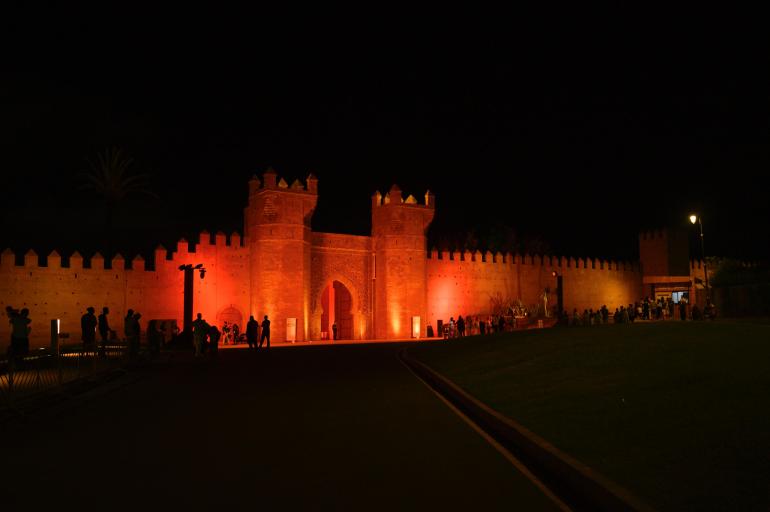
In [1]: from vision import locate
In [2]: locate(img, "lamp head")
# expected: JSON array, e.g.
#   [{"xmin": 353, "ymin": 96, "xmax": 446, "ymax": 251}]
[{"xmin": 689, "ymin": 214, "xmax": 698, "ymax": 225}]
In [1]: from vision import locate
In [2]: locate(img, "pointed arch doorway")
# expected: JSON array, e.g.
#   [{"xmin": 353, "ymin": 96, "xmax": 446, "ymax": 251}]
[{"xmin": 321, "ymin": 280, "xmax": 353, "ymax": 340}]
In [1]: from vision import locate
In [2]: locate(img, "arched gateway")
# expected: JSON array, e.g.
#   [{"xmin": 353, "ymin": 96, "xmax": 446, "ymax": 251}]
[{"xmin": 320, "ymin": 280, "xmax": 353, "ymax": 340}]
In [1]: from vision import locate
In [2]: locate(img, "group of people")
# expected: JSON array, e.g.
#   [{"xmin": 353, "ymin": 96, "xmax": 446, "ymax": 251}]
[
  {"xmin": 191, "ymin": 314, "xmax": 271, "ymax": 357},
  {"xmin": 79, "ymin": 306, "xmax": 153, "ymax": 356},
  {"xmin": 559, "ymin": 296, "xmax": 716, "ymax": 327},
  {"xmin": 220, "ymin": 321, "xmax": 241, "ymax": 345},
  {"xmin": 5, "ymin": 305, "xmax": 279, "ymax": 361},
  {"xmin": 440, "ymin": 314, "xmax": 514, "ymax": 339}
]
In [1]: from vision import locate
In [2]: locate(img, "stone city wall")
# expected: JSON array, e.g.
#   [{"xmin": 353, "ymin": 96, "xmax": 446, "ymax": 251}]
[
  {"xmin": 426, "ymin": 249, "xmax": 644, "ymax": 328},
  {"xmin": 0, "ymin": 231, "xmax": 249, "ymax": 349}
]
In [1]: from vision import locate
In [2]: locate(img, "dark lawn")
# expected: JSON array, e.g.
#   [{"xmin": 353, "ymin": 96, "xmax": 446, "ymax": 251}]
[{"xmin": 409, "ymin": 321, "xmax": 770, "ymax": 511}]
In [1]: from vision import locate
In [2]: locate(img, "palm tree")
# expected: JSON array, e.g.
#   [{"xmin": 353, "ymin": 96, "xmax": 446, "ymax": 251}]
[{"xmin": 78, "ymin": 147, "xmax": 158, "ymax": 253}]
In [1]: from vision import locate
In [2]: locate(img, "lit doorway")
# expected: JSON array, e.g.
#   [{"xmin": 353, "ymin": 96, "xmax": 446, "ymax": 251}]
[{"xmin": 321, "ymin": 281, "xmax": 353, "ymax": 340}]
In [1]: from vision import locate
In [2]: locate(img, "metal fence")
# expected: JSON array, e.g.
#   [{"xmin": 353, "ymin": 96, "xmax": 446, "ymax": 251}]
[{"xmin": 0, "ymin": 341, "xmax": 137, "ymax": 407}]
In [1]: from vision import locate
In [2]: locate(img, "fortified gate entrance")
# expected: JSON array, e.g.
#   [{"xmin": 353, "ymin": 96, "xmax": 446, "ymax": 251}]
[{"xmin": 320, "ymin": 280, "xmax": 353, "ymax": 340}]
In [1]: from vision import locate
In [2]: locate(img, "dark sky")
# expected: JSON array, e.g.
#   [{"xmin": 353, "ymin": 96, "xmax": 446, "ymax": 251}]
[{"xmin": 2, "ymin": 12, "xmax": 768, "ymax": 263}]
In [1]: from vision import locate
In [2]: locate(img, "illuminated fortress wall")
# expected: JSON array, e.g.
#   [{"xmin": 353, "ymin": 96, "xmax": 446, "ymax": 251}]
[
  {"xmin": 426, "ymin": 251, "xmax": 644, "ymax": 327},
  {"xmin": 309, "ymin": 233, "xmax": 372, "ymax": 340},
  {"xmin": 0, "ymin": 233, "xmax": 249, "ymax": 348},
  {"xmin": 0, "ymin": 171, "xmax": 708, "ymax": 347}
]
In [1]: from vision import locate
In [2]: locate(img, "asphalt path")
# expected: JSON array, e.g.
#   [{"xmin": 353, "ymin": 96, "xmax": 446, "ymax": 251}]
[{"xmin": 2, "ymin": 343, "xmax": 560, "ymax": 511}]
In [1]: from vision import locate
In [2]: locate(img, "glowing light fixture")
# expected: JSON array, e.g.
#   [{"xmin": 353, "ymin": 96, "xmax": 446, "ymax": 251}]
[{"xmin": 689, "ymin": 214, "xmax": 697, "ymax": 225}]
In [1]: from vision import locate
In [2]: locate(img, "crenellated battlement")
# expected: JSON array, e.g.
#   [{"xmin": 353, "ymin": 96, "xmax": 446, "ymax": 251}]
[
  {"xmin": 0, "ymin": 230, "xmax": 246, "ymax": 273},
  {"xmin": 248, "ymin": 167, "xmax": 318, "ymax": 196},
  {"xmin": 427, "ymin": 247, "xmax": 641, "ymax": 273},
  {"xmin": 371, "ymin": 184, "xmax": 435, "ymax": 209}
]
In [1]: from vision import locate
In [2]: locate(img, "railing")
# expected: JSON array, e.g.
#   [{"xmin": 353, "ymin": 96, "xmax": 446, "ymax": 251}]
[{"xmin": 0, "ymin": 341, "xmax": 138, "ymax": 408}]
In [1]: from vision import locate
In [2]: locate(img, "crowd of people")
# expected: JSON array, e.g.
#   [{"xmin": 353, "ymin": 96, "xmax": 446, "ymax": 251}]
[
  {"xmin": 556, "ymin": 296, "xmax": 717, "ymax": 327},
  {"xmin": 190, "ymin": 314, "xmax": 271, "ymax": 357},
  {"xmin": 4, "ymin": 304, "xmax": 276, "ymax": 362},
  {"xmin": 438, "ymin": 313, "xmax": 522, "ymax": 339}
]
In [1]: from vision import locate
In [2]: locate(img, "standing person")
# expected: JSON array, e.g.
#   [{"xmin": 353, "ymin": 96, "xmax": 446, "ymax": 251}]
[
  {"xmin": 192, "ymin": 313, "xmax": 209, "ymax": 357},
  {"xmin": 457, "ymin": 315, "xmax": 465, "ymax": 337},
  {"xmin": 449, "ymin": 317, "xmax": 455, "ymax": 338},
  {"xmin": 246, "ymin": 315, "xmax": 259, "ymax": 349},
  {"xmin": 332, "ymin": 322, "xmax": 338, "ymax": 341},
  {"xmin": 124, "ymin": 309, "xmax": 134, "ymax": 341},
  {"xmin": 232, "ymin": 323, "xmax": 240, "ymax": 345},
  {"xmin": 479, "ymin": 316, "xmax": 486, "ymax": 335},
  {"xmin": 81, "ymin": 307, "xmax": 98, "ymax": 356},
  {"xmin": 208, "ymin": 325, "xmax": 221, "ymax": 360},
  {"xmin": 10, "ymin": 307, "xmax": 31, "ymax": 364},
  {"xmin": 259, "ymin": 315, "xmax": 271, "ymax": 349},
  {"xmin": 98, "ymin": 307, "xmax": 110, "ymax": 357},
  {"xmin": 129, "ymin": 313, "xmax": 142, "ymax": 358},
  {"xmin": 498, "ymin": 315, "xmax": 505, "ymax": 333},
  {"xmin": 222, "ymin": 321, "xmax": 230, "ymax": 345},
  {"xmin": 679, "ymin": 299, "xmax": 687, "ymax": 321}
]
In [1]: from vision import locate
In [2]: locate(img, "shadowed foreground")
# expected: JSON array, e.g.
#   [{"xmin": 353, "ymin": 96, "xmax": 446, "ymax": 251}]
[
  {"xmin": 411, "ymin": 321, "xmax": 770, "ymax": 511},
  {"xmin": 3, "ymin": 344, "xmax": 559, "ymax": 511}
]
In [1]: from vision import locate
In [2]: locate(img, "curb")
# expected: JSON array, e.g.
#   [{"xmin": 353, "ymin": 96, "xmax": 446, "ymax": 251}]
[{"xmin": 399, "ymin": 348, "xmax": 655, "ymax": 512}]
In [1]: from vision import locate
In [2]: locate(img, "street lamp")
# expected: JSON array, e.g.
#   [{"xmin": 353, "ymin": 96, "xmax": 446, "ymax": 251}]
[
  {"xmin": 178, "ymin": 263, "xmax": 206, "ymax": 345},
  {"xmin": 689, "ymin": 214, "xmax": 710, "ymax": 306},
  {"xmin": 551, "ymin": 270, "xmax": 563, "ymax": 317}
]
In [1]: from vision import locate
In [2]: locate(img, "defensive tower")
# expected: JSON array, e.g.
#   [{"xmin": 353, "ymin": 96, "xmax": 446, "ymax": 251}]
[
  {"xmin": 244, "ymin": 169, "xmax": 318, "ymax": 342},
  {"xmin": 370, "ymin": 185, "xmax": 435, "ymax": 338}
]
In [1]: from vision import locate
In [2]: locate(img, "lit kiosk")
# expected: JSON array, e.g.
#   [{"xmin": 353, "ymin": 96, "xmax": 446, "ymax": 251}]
[
  {"xmin": 371, "ymin": 185, "xmax": 434, "ymax": 339},
  {"xmin": 638, "ymin": 228, "xmax": 693, "ymax": 305}
]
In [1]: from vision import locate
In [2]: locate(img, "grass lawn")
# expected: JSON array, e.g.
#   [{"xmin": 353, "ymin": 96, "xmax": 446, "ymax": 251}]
[{"xmin": 409, "ymin": 321, "xmax": 770, "ymax": 511}]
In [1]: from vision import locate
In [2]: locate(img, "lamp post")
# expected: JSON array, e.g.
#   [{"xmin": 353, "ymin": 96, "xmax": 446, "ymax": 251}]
[
  {"xmin": 178, "ymin": 263, "xmax": 206, "ymax": 345},
  {"xmin": 689, "ymin": 214, "xmax": 710, "ymax": 306},
  {"xmin": 551, "ymin": 270, "xmax": 563, "ymax": 316}
]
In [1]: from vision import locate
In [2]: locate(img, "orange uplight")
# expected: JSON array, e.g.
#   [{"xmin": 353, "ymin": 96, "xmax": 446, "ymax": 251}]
[
  {"xmin": 412, "ymin": 316, "xmax": 420, "ymax": 338},
  {"xmin": 391, "ymin": 317, "xmax": 400, "ymax": 336}
]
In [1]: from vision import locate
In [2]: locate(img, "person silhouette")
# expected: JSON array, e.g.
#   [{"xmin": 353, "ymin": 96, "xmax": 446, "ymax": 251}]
[
  {"xmin": 259, "ymin": 315, "xmax": 271, "ymax": 349},
  {"xmin": 81, "ymin": 307, "xmax": 98, "ymax": 355},
  {"xmin": 98, "ymin": 306, "xmax": 110, "ymax": 357},
  {"xmin": 246, "ymin": 315, "xmax": 259, "ymax": 349},
  {"xmin": 9, "ymin": 307, "xmax": 30, "ymax": 363},
  {"xmin": 192, "ymin": 313, "xmax": 209, "ymax": 357},
  {"xmin": 332, "ymin": 321, "xmax": 338, "ymax": 341}
]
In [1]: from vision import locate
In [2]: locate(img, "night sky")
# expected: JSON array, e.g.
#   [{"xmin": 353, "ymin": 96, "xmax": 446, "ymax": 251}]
[{"xmin": 2, "ymin": 13, "xmax": 768, "ymax": 264}]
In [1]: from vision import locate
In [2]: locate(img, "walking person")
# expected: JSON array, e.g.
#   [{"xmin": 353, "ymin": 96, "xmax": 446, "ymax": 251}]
[
  {"xmin": 81, "ymin": 307, "xmax": 98, "ymax": 356},
  {"xmin": 246, "ymin": 315, "xmax": 259, "ymax": 349},
  {"xmin": 98, "ymin": 306, "xmax": 110, "ymax": 357},
  {"xmin": 259, "ymin": 315, "xmax": 271, "ymax": 349}
]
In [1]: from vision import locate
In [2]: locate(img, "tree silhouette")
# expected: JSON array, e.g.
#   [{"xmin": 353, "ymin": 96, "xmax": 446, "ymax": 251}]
[{"xmin": 78, "ymin": 147, "xmax": 158, "ymax": 253}]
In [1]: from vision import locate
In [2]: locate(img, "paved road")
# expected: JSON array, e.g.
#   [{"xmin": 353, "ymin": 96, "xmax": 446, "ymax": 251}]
[{"xmin": 3, "ymin": 344, "xmax": 560, "ymax": 511}]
